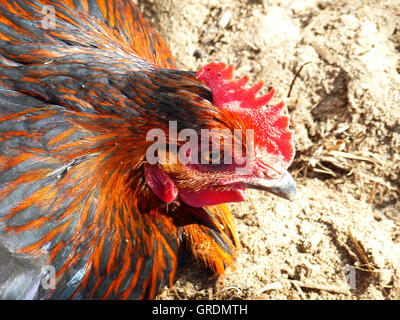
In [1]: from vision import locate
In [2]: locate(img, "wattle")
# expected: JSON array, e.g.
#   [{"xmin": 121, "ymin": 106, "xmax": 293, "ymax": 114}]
[{"xmin": 179, "ymin": 187, "xmax": 246, "ymax": 208}]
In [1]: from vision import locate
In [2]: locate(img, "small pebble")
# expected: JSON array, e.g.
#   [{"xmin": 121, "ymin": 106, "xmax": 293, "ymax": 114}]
[{"xmin": 219, "ymin": 10, "xmax": 232, "ymax": 29}]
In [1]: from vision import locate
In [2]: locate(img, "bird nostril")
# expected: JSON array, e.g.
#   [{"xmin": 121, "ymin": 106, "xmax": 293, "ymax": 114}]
[
  {"xmin": 267, "ymin": 170, "xmax": 280, "ymax": 179},
  {"xmin": 255, "ymin": 170, "xmax": 265, "ymax": 178},
  {"xmin": 255, "ymin": 168, "xmax": 281, "ymax": 179}
]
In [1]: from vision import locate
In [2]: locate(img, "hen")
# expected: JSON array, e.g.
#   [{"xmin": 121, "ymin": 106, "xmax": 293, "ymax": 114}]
[{"xmin": 0, "ymin": 0, "xmax": 296, "ymax": 299}]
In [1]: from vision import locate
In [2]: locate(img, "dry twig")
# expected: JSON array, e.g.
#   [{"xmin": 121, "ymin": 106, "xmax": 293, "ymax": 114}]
[{"xmin": 347, "ymin": 227, "xmax": 374, "ymax": 275}]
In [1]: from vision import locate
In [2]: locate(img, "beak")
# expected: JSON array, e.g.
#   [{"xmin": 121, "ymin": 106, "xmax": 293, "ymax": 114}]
[{"xmin": 245, "ymin": 170, "xmax": 297, "ymax": 201}]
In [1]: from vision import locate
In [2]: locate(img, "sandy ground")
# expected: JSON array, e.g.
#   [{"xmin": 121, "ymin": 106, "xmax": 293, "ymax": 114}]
[{"xmin": 136, "ymin": 0, "xmax": 400, "ymax": 299}]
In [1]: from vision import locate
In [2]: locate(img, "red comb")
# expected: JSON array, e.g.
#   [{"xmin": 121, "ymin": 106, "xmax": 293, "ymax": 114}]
[{"xmin": 196, "ymin": 62, "xmax": 295, "ymax": 170}]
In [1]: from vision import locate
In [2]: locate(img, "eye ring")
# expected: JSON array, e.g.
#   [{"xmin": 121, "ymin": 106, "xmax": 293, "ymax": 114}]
[{"xmin": 201, "ymin": 149, "xmax": 223, "ymax": 164}]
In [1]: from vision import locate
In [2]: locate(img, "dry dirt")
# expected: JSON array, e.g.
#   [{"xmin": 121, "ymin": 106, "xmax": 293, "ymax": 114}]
[{"xmin": 136, "ymin": 0, "xmax": 400, "ymax": 300}]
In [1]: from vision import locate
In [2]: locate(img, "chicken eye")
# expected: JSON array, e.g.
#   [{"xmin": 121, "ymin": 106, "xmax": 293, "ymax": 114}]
[{"xmin": 200, "ymin": 149, "xmax": 223, "ymax": 164}]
